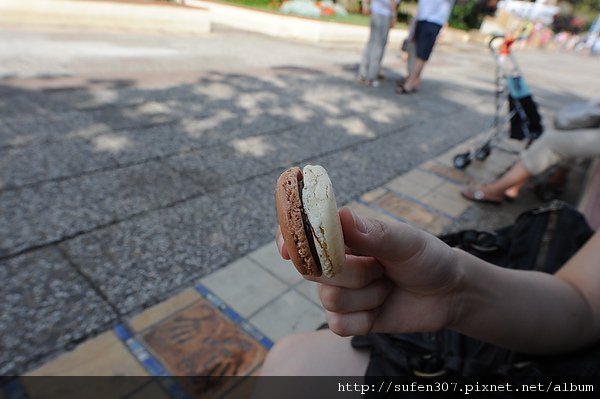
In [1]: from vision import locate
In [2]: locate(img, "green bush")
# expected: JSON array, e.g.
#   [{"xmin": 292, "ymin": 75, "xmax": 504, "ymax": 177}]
[
  {"xmin": 448, "ymin": 0, "xmax": 484, "ymax": 31},
  {"xmin": 397, "ymin": 9, "xmax": 412, "ymax": 24}
]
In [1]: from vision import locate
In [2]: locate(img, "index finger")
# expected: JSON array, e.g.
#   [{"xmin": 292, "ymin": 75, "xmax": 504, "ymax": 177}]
[
  {"xmin": 305, "ymin": 254, "xmax": 384, "ymax": 289},
  {"xmin": 276, "ymin": 218, "xmax": 359, "ymax": 260}
]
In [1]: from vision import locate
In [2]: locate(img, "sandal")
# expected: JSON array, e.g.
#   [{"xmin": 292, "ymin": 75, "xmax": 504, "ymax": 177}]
[
  {"xmin": 461, "ymin": 188, "xmax": 503, "ymax": 205},
  {"xmin": 357, "ymin": 77, "xmax": 372, "ymax": 87},
  {"xmin": 396, "ymin": 84, "xmax": 417, "ymax": 95}
]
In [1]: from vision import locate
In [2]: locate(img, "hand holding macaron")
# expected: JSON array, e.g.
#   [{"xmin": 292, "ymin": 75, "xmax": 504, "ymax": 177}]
[
  {"xmin": 274, "ymin": 167, "xmax": 600, "ymax": 358},
  {"xmin": 275, "ymin": 166, "xmax": 463, "ymax": 337}
]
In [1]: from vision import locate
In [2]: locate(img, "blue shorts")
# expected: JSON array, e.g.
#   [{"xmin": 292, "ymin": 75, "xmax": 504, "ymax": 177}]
[{"xmin": 415, "ymin": 20, "xmax": 442, "ymax": 61}]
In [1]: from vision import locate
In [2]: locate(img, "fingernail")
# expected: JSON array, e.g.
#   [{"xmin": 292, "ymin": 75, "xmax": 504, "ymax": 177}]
[{"xmin": 351, "ymin": 208, "xmax": 368, "ymax": 234}]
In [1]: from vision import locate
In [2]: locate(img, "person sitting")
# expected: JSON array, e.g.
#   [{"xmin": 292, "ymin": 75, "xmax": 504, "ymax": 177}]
[{"xmin": 461, "ymin": 126, "xmax": 600, "ymax": 204}]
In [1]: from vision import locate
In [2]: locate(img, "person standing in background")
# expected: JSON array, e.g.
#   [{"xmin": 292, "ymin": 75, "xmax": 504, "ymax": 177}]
[
  {"xmin": 397, "ymin": 0, "xmax": 455, "ymax": 94},
  {"xmin": 357, "ymin": 0, "xmax": 399, "ymax": 87}
]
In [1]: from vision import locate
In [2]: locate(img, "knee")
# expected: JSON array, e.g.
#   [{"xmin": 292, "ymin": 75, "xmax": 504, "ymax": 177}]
[
  {"xmin": 539, "ymin": 130, "xmax": 562, "ymax": 152},
  {"xmin": 260, "ymin": 334, "xmax": 306, "ymax": 376}
]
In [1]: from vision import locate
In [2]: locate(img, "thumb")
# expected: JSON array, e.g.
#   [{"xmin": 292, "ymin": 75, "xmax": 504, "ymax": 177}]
[{"xmin": 339, "ymin": 207, "xmax": 425, "ymax": 262}]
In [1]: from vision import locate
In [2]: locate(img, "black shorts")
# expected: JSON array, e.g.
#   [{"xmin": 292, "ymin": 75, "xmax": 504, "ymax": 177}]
[{"xmin": 415, "ymin": 20, "xmax": 442, "ymax": 61}]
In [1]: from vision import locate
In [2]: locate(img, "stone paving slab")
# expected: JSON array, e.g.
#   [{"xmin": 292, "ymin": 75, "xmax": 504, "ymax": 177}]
[
  {"xmin": 177, "ymin": 112, "xmax": 293, "ymax": 147},
  {"xmin": 0, "ymin": 110, "xmax": 97, "ymax": 149},
  {"xmin": 248, "ymin": 290, "xmax": 325, "ymax": 343},
  {"xmin": 140, "ymin": 300, "xmax": 266, "ymax": 378},
  {"xmin": 0, "ymin": 160, "xmax": 204, "ymax": 257},
  {"xmin": 247, "ymin": 242, "xmax": 303, "ymax": 286},
  {"xmin": 59, "ymin": 172, "xmax": 279, "ymax": 315},
  {"xmin": 201, "ymin": 257, "xmax": 288, "ymax": 318},
  {"xmin": 94, "ymin": 124, "xmax": 196, "ymax": 166},
  {"xmin": 0, "ymin": 139, "xmax": 119, "ymax": 190},
  {"xmin": 0, "ymin": 91, "xmax": 50, "ymax": 119},
  {"xmin": 388, "ymin": 169, "xmax": 446, "ymax": 198},
  {"xmin": 88, "ymin": 104, "xmax": 179, "ymax": 132},
  {"xmin": 0, "ymin": 247, "xmax": 115, "ymax": 375},
  {"xmin": 60, "ymin": 196, "xmax": 231, "ymax": 315},
  {"xmin": 346, "ymin": 200, "xmax": 402, "ymax": 227},
  {"xmin": 421, "ymin": 160, "xmax": 477, "ymax": 185},
  {"xmin": 26, "ymin": 330, "xmax": 148, "ymax": 377},
  {"xmin": 293, "ymin": 280, "xmax": 322, "ymax": 308},
  {"xmin": 129, "ymin": 287, "xmax": 202, "ymax": 334},
  {"xmin": 420, "ymin": 182, "xmax": 471, "ymax": 218}
]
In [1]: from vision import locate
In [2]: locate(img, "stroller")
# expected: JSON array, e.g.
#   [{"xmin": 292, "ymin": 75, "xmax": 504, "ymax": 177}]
[{"xmin": 453, "ymin": 35, "xmax": 544, "ymax": 169}]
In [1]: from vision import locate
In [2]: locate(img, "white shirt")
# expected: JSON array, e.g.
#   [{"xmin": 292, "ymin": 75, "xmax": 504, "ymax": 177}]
[
  {"xmin": 371, "ymin": 0, "xmax": 400, "ymax": 18},
  {"xmin": 416, "ymin": 0, "xmax": 455, "ymax": 25}
]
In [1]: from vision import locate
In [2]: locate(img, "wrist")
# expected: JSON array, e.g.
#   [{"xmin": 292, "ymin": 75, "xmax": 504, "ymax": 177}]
[{"xmin": 445, "ymin": 247, "xmax": 483, "ymax": 330}]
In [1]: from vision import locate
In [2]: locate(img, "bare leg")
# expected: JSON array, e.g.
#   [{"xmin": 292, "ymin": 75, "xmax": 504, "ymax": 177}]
[
  {"xmin": 253, "ymin": 330, "xmax": 370, "ymax": 399},
  {"xmin": 402, "ymin": 57, "xmax": 426, "ymax": 91},
  {"xmin": 260, "ymin": 329, "xmax": 369, "ymax": 376},
  {"xmin": 463, "ymin": 160, "xmax": 532, "ymax": 202},
  {"xmin": 485, "ymin": 160, "xmax": 532, "ymax": 196},
  {"xmin": 504, "ymin": 179, "xmax": 527, "ymax": 199}
]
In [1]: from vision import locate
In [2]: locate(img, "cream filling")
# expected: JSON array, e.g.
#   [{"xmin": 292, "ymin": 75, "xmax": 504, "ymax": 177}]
[{"xmin": 301, "ymin": 165, "xmax": 344, "ymax": 277}]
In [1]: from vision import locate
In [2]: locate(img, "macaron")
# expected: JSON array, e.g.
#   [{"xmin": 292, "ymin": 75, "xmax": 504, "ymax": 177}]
[{"xmin": 275, "ymin": 165, "xmax": 345, "ymax": 277}]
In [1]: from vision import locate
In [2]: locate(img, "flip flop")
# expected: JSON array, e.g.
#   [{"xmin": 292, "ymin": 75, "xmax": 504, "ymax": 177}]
[
  {"xmin": 461, "ymin": 188, "xmax": 503, "ymax": 205},
  {"xmin": 396, "ymin": 85, "xmax": 417, "ymax": 95}
]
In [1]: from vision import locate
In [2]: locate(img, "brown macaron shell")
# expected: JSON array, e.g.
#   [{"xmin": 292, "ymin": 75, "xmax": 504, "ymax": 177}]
[{"xmin": 275, "ymin": 167, "xmax": 322, "ymax": 277}]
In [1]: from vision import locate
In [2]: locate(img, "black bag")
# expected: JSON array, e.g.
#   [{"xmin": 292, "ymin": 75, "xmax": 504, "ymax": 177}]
[
  {"xmin": 509, "ymin": 95, "xmax": 543, "ymax": 141},
  {"xmin": 505, "ymin": 75, "xmax": 543, "ymax": 141},
  {"xmin": 352, "ymin": 201, "xmax": 595, "ymax": 384},
  {"xmin": 438, "ymin": 200, "xmax": 592, "ymax": 273}
]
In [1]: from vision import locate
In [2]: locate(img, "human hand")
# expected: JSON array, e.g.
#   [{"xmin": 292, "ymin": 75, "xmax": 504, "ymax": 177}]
[
  {"xmin": 390, "ymin": 16, "xmax": 397, "ymax": 29},
  {"xmin": 276, "ymin": 208, "xmax": 462, "ymax": 336}
]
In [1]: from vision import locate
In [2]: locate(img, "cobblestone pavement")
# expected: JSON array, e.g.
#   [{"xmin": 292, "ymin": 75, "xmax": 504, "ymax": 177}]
[{"xmin": 0, "ymin": 23, "xmax": 597, "ymax": 375}]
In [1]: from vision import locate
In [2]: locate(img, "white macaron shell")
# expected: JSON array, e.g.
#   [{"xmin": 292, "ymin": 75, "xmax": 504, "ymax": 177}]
[{"xmin": 301, "ymin": 165, "xmax": 345, "ymax": 277}]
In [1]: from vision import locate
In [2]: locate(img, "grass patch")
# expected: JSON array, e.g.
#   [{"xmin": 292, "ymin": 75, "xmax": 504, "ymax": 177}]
[
  {"xmin": 219, "ymin": 0, "xmax": 277, "ymax": 10},
  {"xmin": 320, "ymin": 13, "xmax": 371, "ymax": 26}
]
